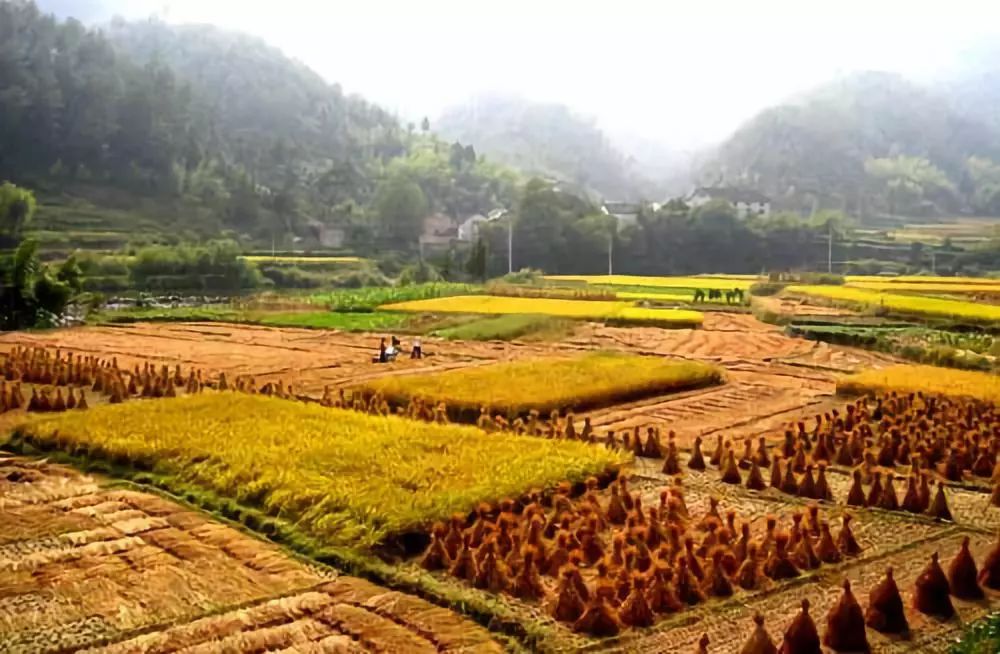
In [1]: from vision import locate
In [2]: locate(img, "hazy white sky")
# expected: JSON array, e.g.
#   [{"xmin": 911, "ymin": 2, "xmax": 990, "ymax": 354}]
[{"xmin": 53, "ymin": 0, "xmax": 1000, "ymax": 149}]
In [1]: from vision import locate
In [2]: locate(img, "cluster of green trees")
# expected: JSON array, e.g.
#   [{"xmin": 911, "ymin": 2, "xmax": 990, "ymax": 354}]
[
  {"xmin": 458, "ymin": 181, "xmax": 855, "ymax": 276},
  {"xmin": 0, "ymin": 183, "xmax": 81, "ymax": 328},
  {"xmin": 0, "ymin": 3, "xmax": 520, "ymax": 250},
  {"xmin": 370, "ymin": 143, "xmax": 518, "ymax": 249}
]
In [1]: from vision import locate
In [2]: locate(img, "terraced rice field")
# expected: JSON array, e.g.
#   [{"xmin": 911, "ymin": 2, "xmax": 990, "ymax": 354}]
[
  {"xmin": 0, "ymin": 456, "xmax": 502, "ymax": 654},
  {"xmin": 15, "ymin": 306, "xmax": 996, "ymax": 652}
]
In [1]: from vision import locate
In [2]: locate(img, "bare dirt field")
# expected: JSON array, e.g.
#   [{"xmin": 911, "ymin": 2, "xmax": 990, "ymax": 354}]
[
  {"xmin": 753, "ymin": 295, "xmax": 861, "ymax": 318},
  {"xmin": 0, "ymin": 455, "xmax": 503, "ymax": 654},
  {"xmin": 0, "ymin": 312, "xmax": 891, "ymax": 396}
]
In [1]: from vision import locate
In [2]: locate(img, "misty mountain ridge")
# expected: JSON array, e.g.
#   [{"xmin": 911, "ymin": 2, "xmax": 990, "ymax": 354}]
[
  {"xmin": 704, "ymin": 69, "xmax": 1000, "ymax": 217},
  {"xmin": 435, "ymin": 94, "xmax": 673, "ymax": 201},
  {"xmin": 19, "ymin": 0, "xmax": 1000, "ymax": 221}
]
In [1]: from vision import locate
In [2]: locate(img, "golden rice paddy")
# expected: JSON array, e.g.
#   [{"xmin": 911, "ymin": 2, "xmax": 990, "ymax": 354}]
[
  {"xmin": 14, "ymin": 394, "xmax": 626, "ymax": 547},
  {"xmin": 357, "ymin": 352, "xmax": 722, "ymax": 419},
  {"xmin": 379, "ymin": 295, "xmax": 705, "ymax": 326},
  {"xmin": 837, "ymin": 364, "xmax": 1000, "ymax": 404},
  {"xmin": 784, "ymin": 285, "xmax": 1000, "ymax": 323},
  {"xmin": 543, "ymin": 274, "xmax": 755, "ymax": 289}
]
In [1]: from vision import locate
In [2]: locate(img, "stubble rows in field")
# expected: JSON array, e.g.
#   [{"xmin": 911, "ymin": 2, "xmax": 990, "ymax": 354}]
[{"xmin": 0, "ymin": 456, "xmax": 503, "ymax": 654}]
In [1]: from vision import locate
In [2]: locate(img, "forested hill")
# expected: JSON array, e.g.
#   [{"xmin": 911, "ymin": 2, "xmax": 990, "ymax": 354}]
[
  {"xmin": 704, "ymin": 72, "xmax": 1000, "ymax": 218},
  {"xmin": 103, "ymin": 19, "xmax": 406, "ymax": 184},
  {"xmin": 0, "ymin": 1, "xmax": 519, "ymax": 250},
  {"xmin": 436, "ymin": 95, "xmax": 656, "ymax": 201}
]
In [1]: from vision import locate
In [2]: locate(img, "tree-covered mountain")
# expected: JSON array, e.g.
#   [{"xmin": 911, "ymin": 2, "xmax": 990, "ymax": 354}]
[
  {"xmin": 704, "ymin": 72, "xmax": 1000, "ymax": 219},
  {"xmin": 0, "ymin": 1, "xmax": 518, "ymax": 251},
  {"xmin": 436, "ymin": 95, "xmax": 658, "ymax": 201}
]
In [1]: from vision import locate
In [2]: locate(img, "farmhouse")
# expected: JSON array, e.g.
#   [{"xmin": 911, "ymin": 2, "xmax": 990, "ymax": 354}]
[
  {"xmin": 457, "ymin": 213, "xmax": 489, "ymax": 242},
  {"xmin": 687, "ymin": 187, "xmax": 771, "ymax": 218},
  {"xmin": 601, "ymin": 201, "xmax": 642, "ymax": 228},
  {"xmin": 419, "ymin": 212, "xmax": 458, "ymax": 250}
]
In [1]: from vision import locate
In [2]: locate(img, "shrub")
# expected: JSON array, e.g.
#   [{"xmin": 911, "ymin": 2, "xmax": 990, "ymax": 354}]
[
  {"xmin": 749, "ymin": 282, "xmax": 785, "ymax": 296},
  {"xmin": 129, "ymin": 240, "xmax": 263, "ymax": 291},
  {"xmin": 797, "ymin": 272, "xmax": 845, "ymax": 285},
  {"xmin": 259, "ymin": 265, "xmax": 327, "ymax": 288}
]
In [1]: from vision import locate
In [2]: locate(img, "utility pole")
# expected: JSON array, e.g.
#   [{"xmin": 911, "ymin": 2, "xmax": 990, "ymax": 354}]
[
  {"xmin": 507, "ymin": 218, "xmax": 513, "ymax": 274},
  {"xmin": 827, "ymin": 223, "xmax": 833, "ymax": 274},
  {"xmin": 608, "ymin": 232, "xmax": 613, "ymax": 275},
  {"xmin": 487, "ymin": 208, "xmax": 512, "ymax": 274},
  {"xmin": 931, "ymin": 249, "xmax": 937, "ymax": 275}
]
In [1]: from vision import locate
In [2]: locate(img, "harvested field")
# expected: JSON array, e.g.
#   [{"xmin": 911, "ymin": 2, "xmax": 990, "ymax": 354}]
[
  {"xmin": 356, "ymin": 352, "xmax": 722, "ymax": 421},
  {"xmin": 407, "ymin": 443, "xmax": 1000, "ymax": 653},
  {"xmin": 752, "ymin": 294, "xmax": 861, "ymax": 318},
  {"xmin": 0, "ymin": 322, "xmax": 570, "ymax": 398},
  {"xmin": 0, "ymin": 313, "xmax": 890, "ymax": 398},
  {"xmin": 577, "ymin": 369, "xmax": 834, "ymax": 448},
  {"xmin": 8, "ymin": 312, "xmax": 968, "ymax": 652},
  {"xmin": 0, "ymin": 455, "xmax": 502, "ymax": 654}
]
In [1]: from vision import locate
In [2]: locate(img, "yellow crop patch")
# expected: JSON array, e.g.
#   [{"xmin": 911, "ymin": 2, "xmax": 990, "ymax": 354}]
[
  {"xmin": 785, "ymin": 285, "xmax": 1000, "ymax": 323},
  {"xmin": 242, "ymin": 256, "xmax": 363, "ymax": 264},
  {"xmin": 357, "ymin": 352, "xmax": 722, "ymax": 420},
  {"xmin": 379, "ymin": 295, "xmax": 704, "ymax": 326},
  {"xmin": 15, "ymin": 394, "xmax": 626, "ymax": 547},
  {"xmin": 837, "ymin": 365, "xmax": 1000, "ymax": 404},
  {"xmin": 543, "ymin": 274, "xmax": 755, "ymax": 290},
  {"xmin": 845, "ymin": 275, "xmax": 1000, "ymax": 286},
  {"xmin": 847, "ymin": 281, "xmax": 1000, "ymax": 294}
]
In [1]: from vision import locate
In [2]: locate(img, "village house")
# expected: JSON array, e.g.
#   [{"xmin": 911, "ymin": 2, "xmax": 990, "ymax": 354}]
[
  {"xmin": 601, "ymin": 201, "xmax": 642, "ymax": 228},
  {"xmin": 686, "ymin": 187, "xmax": 771, "ymax": 218},
  {"xmin": 457, "ymin": 214, "xmax": 488, "ymax": 242},
  {"xmin": 419, "ymin": 212, "xmax": 458, "ymax": 251}
]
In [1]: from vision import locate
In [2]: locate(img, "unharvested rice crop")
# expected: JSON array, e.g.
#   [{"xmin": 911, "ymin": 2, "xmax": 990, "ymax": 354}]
[
  {"xmin": 615, "ymin": 291, "xmax": 691, "ymax": 302},
  {"xmin": 14, "ymin": 394, "xmax": 626, "ymax": 547},
  {"xmin": 543, "ymin": 274, "xmax": 755, "ymax": 289},
  {"xmin": 837, "ymin": 364, "xmax": 1000, "ymax": 403},
  {"xmin": 378, "ymin": 295, "xmax": 704, "ymax": 326},
  {"xmin": 846, "ymin": 281, "xmax": 1000, "ymax": 294},
  {"xmin": 785, "ymin": 284, "xmax": 1000, "ymax": 323},
  {"xmin": 357, "ymin": 352, "xmax": 722, "ymax": 420},
  {"xmin": 845, "ymin": 275, "xmax": 1000, "ymax": 286},
  {"xmin": 316, "ymin": 283, "xmax": 477, "ymax": 312}
]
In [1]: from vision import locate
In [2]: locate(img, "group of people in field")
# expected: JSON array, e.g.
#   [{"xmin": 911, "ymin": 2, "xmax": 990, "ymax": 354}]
[
  {"xmin": 692, "ymin": 287, "xmax": 745, "ymax": 304},
  {"xmin": 373, "ymin": 335, "xmax": 422, "ymax": 363}
]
